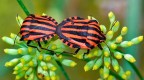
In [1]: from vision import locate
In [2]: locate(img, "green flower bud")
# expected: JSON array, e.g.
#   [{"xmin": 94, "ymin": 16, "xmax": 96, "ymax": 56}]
[
  {"xmin": 15, "ymin": 71, "xmax": 25, "ymax": 80},
  {"xmin": 2, "ymin": 36, "xmax": 14, "ymax": 45},
  {"xmin": 13, "ymin": 69, "xmax": 22, "ymax": 74},
  {"xmin": 110, "ymin": 43, "xmax": 117, "ymax": 49},
  {"xmin": 112, "ymin": 21, "xmax": 120, "ymax": 32},
  {"xmin": 22, "ymin": 64, "xmax": 29, "ymax": 71},
  {"xmin": 25, "ymin": 68, "xmax": 33, "ymax": 77},
  {"xmin": 104, "ymin": 57, "xmax": 111, "ymax": 68},
  {"xmin": 107, "ymin": 75, "xmax": 116, "ymax": 80},
  {"xmin": 51, "ymin": 44, "xmax": 57, "ymax": 50},
  {"xmin": 49, "ymin": 71, "xmax": 56, "ymax": 80},
  {"xmin": 103, "ymin": 47, "xmax": 110, "ymax": 57},
  {"xmin": 18, "ymin": 48, "xmax": 28, "ymax": 55},
  {"xmin": 108, "ymin": 12, "xmax": 115, "ymax": 23},
  {"xmin": 131, "ymin": 36, "xmax": 143, "ymax": 44},
  {"xmin": 47, "ymin": 63, "xmax": 57, "ymax": 71},
  {"xmin": 84, "ymin": 52, "xmax": 94, "ymax": 58},
  {"xmin": 37, "ymin": 66, "xmax": 50, "ymax": 79},
  {"xmin": 52, "ymin": 39, "xmax": 65, "ymax": 51},
  {"xmin": 42, "ymin": 13, "xmax": 47, "ymax": 16},
  {"xmin": 115, "ymin": 36, "xmax": 123, "ymax": 43},
  {"xmin": 16, "ymin": 15, "xmax": 23, "ymax": 27},
  {"xmin": 103, "ymin": 66, "xmax": 109, "ymax": 79},
  {"xmin": 124, "ymin": 54, "xmax": 136, "ymax": 63},
  {"xmin": 84, "ymin": 60, "xmax": 95, "ymax": 71},
  {"xmin": 61, "ymin": 59, "xmax": 77, "ymax": 67},
  {"xmin": 106, "ymin": 31, "xmax": 114, "ymax": 40},
  {"xmin": 26, "ymin": 72, "xmax": 34, "ymax": 80},
  {"xmin": 14, "ymin": 63, "xmax": 23, "ymax": 71},
  {"xmin": 120, "ymin": 41, "xmax": 133, "ymax": 47},
  {"xmin": 44, "ymin": 76, "xmax": 51, "ymax": 80},
  {"xmin": 121, "ymin": 27, "xmax": 128, "ymax": 35},
  {"xmin": 38, "ymin": 54, "xmax": 43, "ymax": 60},
  {"xmin": 99, "ymin": 68, "xmax": 104, "ymax": 78},
  {"xmin": 5, "ymin": 58, "xmax": 19, "ymax": 67},
  {"xmin": 28, "ymin": 47, "xmax": 37, "ymax": 54},
  {"xmin": 43, "ymin": 54, "xmax": 52, "ymax": 62},
  {"xmin": 44, "ymin": 77, "xmax": 51, "ymax": 80},
  {"xmin": 118, "ymin": 67, "xmax": 127, "ymax": 79},
  {"xmin": 93, "ymin": 57, "xmax": 102, "ymax": 70},
  {"xmin": 20, "ymin": 55, "xmax": 32, "ymax": 64},
  {"xmin": 53, "ymin": 54, "xmax": 63, "ymax": 60},
  {"xmin": 74, "ymin": 53, "xmax": 83, "ymax": 59},
  {"xmin": 40, "ymin": 61, "xmax": 48, "ymax": 70},
  {"xmin": 125, "ymin": 70, "xmax": 131, "ymax": 77},
  {"xmin": 114, "ymin": 51, "xmax": 123, "ymax": 59},
  {"xmin": 37, "ymin": 71, "xmax": 47, "ymax": 80},
  {"xmin": 43, "ymin": 71, "xmax": 50, "ymax": 80},
  {"xmin": 88, "ymin": 16, "xmax": 91, "ymax": 20},
  {"xmin": 93, "ymin": 49, "xmax": 102, "ymax": 56},
  {"xmin": 112, "ymin": 58, "xmax": 119, "ymax": 72},
  {"xmin": 4, "ymin": 49, "xmax": 18, "ymax": 55},
  {"xmin": 28, "ymin": 58, "xmax": 37, "ymax": 67},
  {"xmin": 37, "ymin": 66, "xmax": 43, "ymax": 75},
  {"xmin": 100, "ymin": 25, "xmax": 107, "ymax": 33}
]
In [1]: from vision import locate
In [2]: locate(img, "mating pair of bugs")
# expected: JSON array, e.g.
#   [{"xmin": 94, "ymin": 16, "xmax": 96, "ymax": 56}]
[{"xmin": 19, "ymin": 14, "xmax": 106, "ymax": 55}]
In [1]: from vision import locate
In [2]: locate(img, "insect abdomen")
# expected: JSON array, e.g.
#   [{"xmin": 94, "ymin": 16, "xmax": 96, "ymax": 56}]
[
  {"xmin": 20, "ymin": 14, "xmax": 58, "ymax": 42},
  {"xmin": 56, "ymin": 16, "xmax": 106, "ymax": 49}
]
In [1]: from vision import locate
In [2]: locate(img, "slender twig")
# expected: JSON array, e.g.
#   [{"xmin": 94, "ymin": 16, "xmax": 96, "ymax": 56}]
[
  {"xmin": 17, "ymin": 0, "xmax": 30, "ymax": 16},
  {"xmin": 55, "ymin": 60, "xmax": 70, "ymax": 80},
  {"xmin": 109, "ymin": 70, "xmax": 124, "ymax": 80},
  {"xmin": 127, "ymin": 61, "xmax": 143, "ymax": 80}
]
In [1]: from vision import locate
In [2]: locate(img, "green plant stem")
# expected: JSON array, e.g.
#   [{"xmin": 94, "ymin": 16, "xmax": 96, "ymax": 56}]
[
  {"xmin": 17, "ymin": 0, "xmax": 30, "ymax": 16},
  {"xmin": 109, "ymin": 70, "xmax": 124, "ymax": 80},
  {"xmin": 55, "ymin": 60, "xmax": 70, "ymax": 80},
  {"xmin": 127, "ymin": 61, "xmax": 143, "ymax": 80}
]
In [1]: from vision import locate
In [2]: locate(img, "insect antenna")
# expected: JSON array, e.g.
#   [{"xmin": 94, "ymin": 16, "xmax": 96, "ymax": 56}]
[
  {"xmin": 104, "ymin": 21, "xmax": 118, "ymax": 36},
  {"xmin": 13, "ymin": 14, "xmax": 22, "ymax": 46},
  {"xmin": 109, "ymin": 21, "xmax": 118, "ymax": 31},
  {"xmin": 13, "ymin": 32, "xmax": 20, "ymax": 45}
]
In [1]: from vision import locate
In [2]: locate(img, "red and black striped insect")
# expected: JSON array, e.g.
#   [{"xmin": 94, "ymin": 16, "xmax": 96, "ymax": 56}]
[
  {"xmin": 19, "ymin": 14, "xmax": 58, "ymax": 51},
  {"xmin": 56, "ymin": 16, "xmax": 106, "ymax": 54}
]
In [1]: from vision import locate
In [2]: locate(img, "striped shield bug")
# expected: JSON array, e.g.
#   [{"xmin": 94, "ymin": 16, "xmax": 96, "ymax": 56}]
[
  {"xmin": 19, "ymin": 14, "xmax": 58, "ymax": 51},
  {"xmin": 56, "ymin": 16, "xmax": 106, "ymax": 55}
]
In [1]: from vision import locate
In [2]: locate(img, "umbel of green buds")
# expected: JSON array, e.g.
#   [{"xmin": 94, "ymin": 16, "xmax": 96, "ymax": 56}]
[
  {"xmin": 3, "ymin": 30, "xmax": 77, "ymax": 80},
  {"xmin": 83, "ymin": 11, "xmax": 143, "ymax": 79}
]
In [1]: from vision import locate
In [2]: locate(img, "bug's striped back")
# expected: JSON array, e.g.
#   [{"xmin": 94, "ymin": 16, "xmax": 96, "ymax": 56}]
[
  {"xmin": 56, "ymin": 16, "xmax": 106, "ymax": 49},
  {"xmin": 20, "ymin": 14, "xmax": 58, "ymax": 42}
]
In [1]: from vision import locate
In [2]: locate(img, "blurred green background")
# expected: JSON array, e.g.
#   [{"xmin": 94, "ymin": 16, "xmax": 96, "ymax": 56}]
[{"xmin": 0, "ymin": 0, "xmax": 143, "ymax": 80}]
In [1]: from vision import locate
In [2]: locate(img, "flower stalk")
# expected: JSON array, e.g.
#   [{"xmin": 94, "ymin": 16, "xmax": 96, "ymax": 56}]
[{"xmin": 17, "ymin": 0, "xmax": 30, "ymax": 16}]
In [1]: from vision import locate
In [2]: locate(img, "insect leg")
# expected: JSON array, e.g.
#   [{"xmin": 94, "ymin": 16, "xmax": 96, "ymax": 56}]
[
  {"xmin": 83, "ymin": 49, "xmax": 90, "ymax": 59},
  {"xmin": 43, "ymin": 41, "xmax": 48, "ymax": 44},
  {"xmin": 37, "ymin": 41, "xmax": 55, "ymax": 54},
  {"xmin": 74, "ymin": 48, "xmax": 80, "ymax": 54},
  {"xmin": 97, "ymin": 44, "xmax": 103, "ymax": 50},
  {"xmin": 38, "ymin": 41, "xmax": 48, "ymax": 50},
  {"xmin": 27, "ymin": 40, "xmax": 40, "ymax": 51}
]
